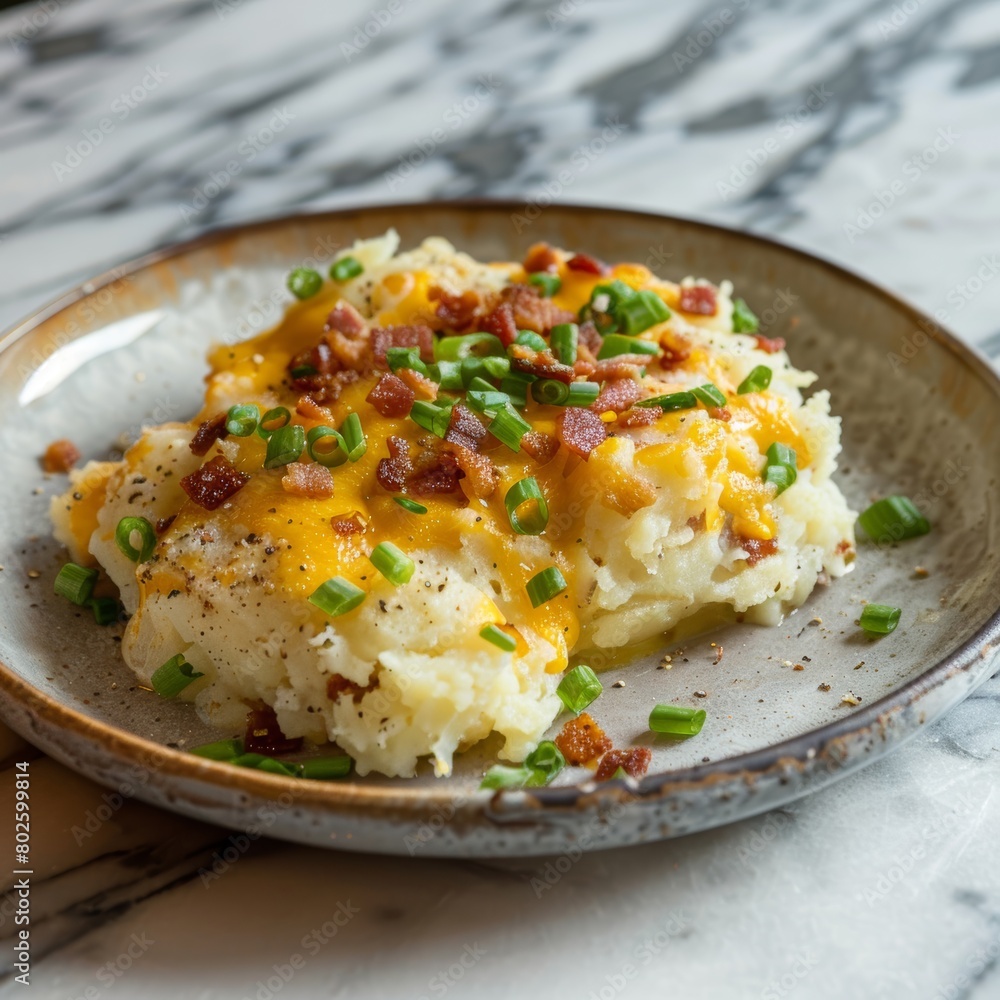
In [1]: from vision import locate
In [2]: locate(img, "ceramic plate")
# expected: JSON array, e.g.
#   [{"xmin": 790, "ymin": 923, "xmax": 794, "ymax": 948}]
[{"xmin": 1, "ymin": 202, "xmax": 998, "ymax": 857}]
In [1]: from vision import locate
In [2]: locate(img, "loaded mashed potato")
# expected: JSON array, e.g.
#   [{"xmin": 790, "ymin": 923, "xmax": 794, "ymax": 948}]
[{"xmin": 52, "ymin": 231, "xmax": 855, "ymax": 778}]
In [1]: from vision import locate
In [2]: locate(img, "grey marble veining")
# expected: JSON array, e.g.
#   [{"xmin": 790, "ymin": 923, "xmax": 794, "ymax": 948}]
[{"xmin": 1, "ymin": 0, "xmax": 1000, "ymax": 997}]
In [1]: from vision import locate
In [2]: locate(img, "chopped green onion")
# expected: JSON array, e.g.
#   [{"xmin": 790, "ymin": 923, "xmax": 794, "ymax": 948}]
[
  {"xmin": 428, "ymin": 360, "xmax": 464, "ymax": 390},
  {"xmin": 858, "ymin": 496, "xmax": 930, "ymax": 542},
  {"xmin": 531, "ymin": 379, "xmax": 570, "ymax": 405},
  {"xmin": 556, "ymin": 664, "xmax": 602, "ymax": 715},
  {"xmin": 330, "ymin": 255, "xmax": 363, "ymax": 281},
  {"xmin": 732, "ymin": 297, "xmax": 759, "ymax": 333},
  {"xmin": 566, "ymin": 381, "xmax": 601, "ymax": 407},
  {"xmin": 231, "ymin": 753, "xmax": 298, "ymax": 776},
  {"xmin": 859, "ymin": 603, "xmax": 902, "ymax": 635},
  {"xmin": 393, "ymin": 496, "xmax": 427, "ymax": 514},
  {"xmin": 264, "ymin": 424, "xmax": 305, "ymax": 469},
  {"xmin": 190, "ymin": 738, "xmax": 243, "ymax": 761},
  {"xmin": 649, "ymin": 704, "xmax": 706, "ymax": 737},
  {"xmin": 290, "ymin": 364, "xmax": 318, "ymax": 379},
  {"xmin": 435, "ymin": 332, "xmax": 505, "ymax": 361},
  {"xmin": 287, "ymin": 267, "xmax": 323, "ymax": 300},
  {"xmin": 480, "ymin": 765, "xmax": 533, "ymax": 790},
  {"xmin": 526, "ymin": 566, "xmax": 567, "ymax": 608},
  {"xmin": 588, "ymin": 280, "xmax": 635, "ymax": 328},
  {"xmin": 115, "ymin": 516, "xmax": 156, "ymax": 563},
  {"xmin": 309, "ymin": 577, "xmax": 365, "ymax": 617},
  {"xmin": 257, "ymin": 406, "xmax": 291, "ymax": 438},
  {"xmin": 597, "ymin": 334, "xmax": 661, "ymax": 360},
  {"xmin": 528, "ymin": 272, "xmax": 561, "ymax": 297},
  {"xmin": 466, "ymin": 375, "xmax": 501, "ymax": 395},
  {"xmin": 54, "ymin": 562, "xmax": 99, "ymax": 605},
  {"xmin": 611, "ymin": 767, "xmax": 628, "ymax": 780},
  {"xmin": 504, "ymin": 477, "xmax": 549, "ymax": 535},
  {"xmin": 467, "ymin": 389, "xmax": 512, "ymax": 417},
  {"xmin": 89, "ymin": 596, "xmax": 121, "ymax": 625},
  {"xmin": 550, "ymin": 323, "xmax": 578, "ymax": 365},
  {"xmin": 460, "ymin": 355, "xmax": 510, "ymax": 386},
  {"xmin": 151, "ymin": 653, "xmax": 204, "ymax": 698},
  {"xmin": 488, "ymin": 402, "xmax": 531, "ymax": 451},
  {"xmin": 737, "ymin": 365, "xmax": 772, "ymax": 394},
  {"xmin": 340, "ymin": 412, "xmax": 367, "ymax": 462},
  {"xmin": 369, "ymin": 542, "xmax": 415, "ymax": 586},
  {"xmin": 499, "ymin": 372, "xmax": 535, "ymax": 408},
  {"xmin": 410, "ymin": 399, "xmax": 453, "ymax": 438},
  {"xmin": 524, "ymin": 741, "xmax": 565, "ymax": 785},
  {"xmin": 226, "ymin": 403, "xmax": 260, "ymax": 437},
  {"xmin": 298, "ymin": 755, "xmax": 353, "ymax": 780},
  {"xmin": 306, "ymin": 425, "xmax": 347, "ymax": 467},
  {"xmin": 617, "ymin": 289, "xmax": 670, "ymax": 334},
  {"xmin": 386, "ymin": 347, "xmax": 428, "ymax": 376},
  {"xmin": 692, "ymin": 383, "xmax": 727, "ymax": 408},
  {"xmin": 514, "ymin": 330, "xmax": 548, "ymax": 352},
  {"xmin": 480, "ymin": 624, "xmax": 517, "ymax": 652},
  {"xmin": 763, "ymin": 442, "xmax": 797, "ymax": 495},
  {"xmin": 634, "ymin": 391, "xmax": 698, "ymax": 413}
]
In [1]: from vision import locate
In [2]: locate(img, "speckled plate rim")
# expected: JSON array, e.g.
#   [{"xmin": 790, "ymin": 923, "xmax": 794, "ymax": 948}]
[{"xmin": 1, "ymin": 200, "xmax": 999, "ymax": 819}]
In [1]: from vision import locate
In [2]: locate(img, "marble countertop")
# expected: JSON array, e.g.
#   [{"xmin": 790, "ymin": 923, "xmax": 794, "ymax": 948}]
[{"xmin": 2, "ymin": 0, "xmax": 1000, "ymax": 996}]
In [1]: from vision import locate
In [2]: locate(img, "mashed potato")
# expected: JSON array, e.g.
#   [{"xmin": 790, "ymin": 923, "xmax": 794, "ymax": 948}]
[{"xmin": 52, "ymin": 232, "xmax": 855, "ymax": 777}]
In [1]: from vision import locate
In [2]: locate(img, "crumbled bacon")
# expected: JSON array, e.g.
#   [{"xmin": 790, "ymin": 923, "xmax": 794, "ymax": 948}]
[
  {"xmin": 687, "ymin": 511, "xmax": 707, "ymax": 531},
  {"xmin": 180, "ymin": 455, "xmax": 250, "ymax": 510},
  {"xmin": 754, "ymin": 334, "xmax": 786, "ymax": 354},
  {"xmin": 431, "ymin": 287, "xmax": 481, "ymax": 329},
  {"xmin": 445, "ymin": 403, "xmax": 487, "ymax": 452},
  {"xmin": 366, "ymin": 372, "xmax": 415, "ymax": 418},
  {"xmin": 708, "ymin": 406, "xmax": 731, "ymax": 421},
  {"xmin": 521, "ymin": 430, "xmax": 560, "ymax": 465},
  {"xmin": 326, "ymin": 674, "xmax": 373, "ymax": 702},
  {"xmin": 296, "ymin": 395, "xmax": 335, "ymax": 423},
  {"xmin": 281, "ymin": 462, "xmax": 335, "ymax": 499},
  {"xmin": 509, "ymin": 343, "xmax": 576, "ymax": 383},
  {"xmin": 596, "ymin": 747, "xmax": 653, "ymax": 782},
  {"xmin": 449, "ymin": 443, "xmax": 499, "ymax": 499},
  {"xmin": 557, "ymin": 408, "xmax": 607, "ymax": 458},
  {"xmin": 593, "ymin": 355, "xmax": 649, "ymax": 382},
  {"xmin": 739, "ymin": 535, "xmax": 779, "ymax": 566},
  {"xmin": 572, "ymin": 358, "xmax": 597, "ymax": 379},
  {"xmin": 566, "ymin": 252, "xmax": 610, "ymax": 276},
  {"xmin": 325, "ymin": 325, "xmax": 370, "ymax": 371},
  {"xmin": 189, "ymin": 413, "xmax": 229, "ymax": 457},
  {"xmin": 591, "ymin": 378, "xmax": 644, "ymax": 414},
  {"xmin": 372, "ymin": 325, "xmax": 435, "ymax": 365},
  {"xmin": 523, "ymin": 242, "xmax": 560, "ymax": 273},
  {"xmin": 679, "ymin": 284, "xmax": 718, "ymax": 316},
  {"xmin": 617, "ymin": 406, "xmax": 660, "ymax": 428},
  {"xmin": 480, "ymin": 300, "xmax": 518, "ymax": 347},
  {"xmin": 659, "ymin": 339, "xmax": 691, "ymax": 370},
  {"xmin": 331, "ymin": 511, "xmax": 367, "ymax": 536},
  {"xmin": 555, "ymin": 712, "xmax": 612, "ymax": 765},
  {"xmin": 42, "ymin": 438, "xmax": 80, "ymax": 473},
  {"xmin": 396, "ymin": 367, "xmax": 438, "ymax": 400},
  {"xmin": 326, "ymin": 300, "xmax": 367, "ymax": 338},
  {"xmin": 244, "ymin": 706, "xmax": 302, "ymax": 755},
  {"xmin": 577, "ymin": 321, "xmax": 603, "ymax": 355},
  {"xmin": 376, "ymin": 436, "xmax": 412, "ymax": 492},
  {"xmin": 500, "ymin": 284, "xmax": 574, "ymax": 335},
  {"xmin": 376, "ymin": 436, "xmax": 466, "ymax": 497}
]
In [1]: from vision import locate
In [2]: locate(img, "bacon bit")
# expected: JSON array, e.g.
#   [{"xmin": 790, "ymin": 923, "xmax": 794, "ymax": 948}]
[
  {"xmin": 296, "ymin": 395, "xmax": 335, "ymax": 423},
  {"xmin": 658, "ymin": 338, "xmax": 691, "ymax": 370},
  {"xmin": 41, "ymin": 438, "xmax": 80, "ymax": 473},
  {"xmin": 376, "ymin": 436, "xmax": 412, "ymax": 493},
  {"xmin": 708, "ymin": 406, "xmax": 731, "ymax": 421},
  {"xmin": 687, "ymin": 511, "xmax": 706, "ymax": 532},
  {"xmin": 572, "ymin": 358, "xmax": 597, "ymax": 379},
  {"xmin": 679, "ymin": 284, "xmax": 718, "ymax": 316},
  {"xmin": 557, "ymin": 408, "xmax": 607, "ymax": 458},
  {"xmin": 372, "ymin": 325, "xmax": 435, "ymax": 365},
  {"xmin": 445, "ymin": 403, "xmax": 487, "ymax": 452},
  {"xmin": 714, "ymin": 645, "xmax": 724, "ymax": 664},
  {"xmin": 366, "ymin": 372, "xmax": 416, "ymax": 418},
  {"xmin": 521, "ymin": 430, "xmax": 560, "ymax": 465},
  {"xmin": 156, "ymin": 514, "xmax": 176, "ymax": 534},
  {"xmin": 500, "ymin": 284, "xmax": 575, "ymax": 334},
  {"xmin": 595, "ymin": 747, "xmax": 652, "ymax": 782},
  {"xmin": 244, "ymin": 706, "xmax": 302, "ymax": 755},
  {"xmin": 591, "ymin": 378, "xmax": 644, "ymax": 414},
  {"xmin": 509, "ymin": 343, "xmax": 576, "ymax": 383},
  {"xmin": 739, "ymin": 535, "xmax": 779, "ymax": 566},
  {"xmin": 617, "ymin": 406, "xmax": 660, "ymax": 428},
  {"xmin": 480, "ymin": 300, "xmax": 519, "ymax": 347},
  {"xmin": 449, "ymin": 443, "xmax": 499, "ymax": 499},
  {"xmin": 325, "ymin": 300, "xmax": 367, "ymax": 338},
  {"xmin": 593, "ymin": 355, "xmax": 650, "ymax": 382},
  {"xmin": 281, "ymin": 462, "xmax": 335, "ymax": 499},
  {"xmin": 409, "ymin": 443, "xmax": 465, "ymax": 497},
  {"xmin": 291, "ymin": 355, "xmax": 361, "ymax": 403},
  {"xmin": 523, "ymin": 242, "xmax": 560, "ymax": 273},
  {"xmin": 331, "ymin": 512, "xmax": 367, "ymax": 536},
  {"xmin": 566, "ymin": 252, "xmax": 610, "ymax": 276},
  {"xmin": 396, "ymin": 367, "xmax": 438, "ymax": 400},
  {"xmin": 555, "ymin": 712, "xmax": 613, "ymax": 765},
  {"xmin": 180, "ymin": 455, "xmax": 250, "ymax": 510},
  {"xmin": 431, "ymin": 287, "xmax": 481, "ymax": 329},
  {"xmin": 754, "ymin": 334, "xmax": 786, "ymax": 354},
  {"xmin": 189, "ymin": 413, "xmax": 229, "ymax": 457},
  {"xmin": 577, "ymin": 321, "xmax": 603, "ymax": 355},
  {"xmin": 326, "ymin": 330, "xmax": 370, "ymax": 371},
  {"xmin": 326, "ymin": 673, "xmax": 374, "ymax": 702}
]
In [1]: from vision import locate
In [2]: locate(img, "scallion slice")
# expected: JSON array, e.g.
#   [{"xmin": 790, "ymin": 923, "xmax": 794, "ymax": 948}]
[
  {"xmin": 649, "ymin": 704, "xmax": 706, "ymax": 737},
  {"xmin": 257, "ymin": 406, "xmax": 291, "ymax": 438},
  {"xmin": 151, "ymin": 653, "xmax": 204, "ymax": 698},
  {"xmin": 394, "ymin": 496, "xmax": 427, "ymax": 514},
  {"xmin": 298, "ymin": 755, "xmax": 353, "ymax": 780},
  {"xmin": 386, "ymin": 347, "xmax": 429, "ymax": 376},
  {"xmin": 89, "ymin": 596, "xmax": 121, "ymax": 626},
  {"xmin": 504, "ymin": 477, "xmax": 549, "ymax": 535},
  {"xmin": 428, "ymin": 360, "xmax": 464, "ymax": 390},
  {"xmin": 308, "ymin": 577, "xmax": 365, "ymax": 617},
  {"xmin": 737, "ymin": 365, "xmax": 772, "ymax": 394},
  {"xmin": 634, "ymin": 391, "xmax": 698, "ymax": 413},
  {"xmin": 369, "ymin": 542, "xmax": 415, "ymax": 586},
  {"xmin": 550, "ymin": 323, "xmax": 578, "ymax": 365},
  {"xmin": 54, "ymin": 562, "xmax": 99, "ymax": 605},
  {"xmin": 480, "ymin": 624, "xmax": 517, "ymax": 652},
  {"xmin": 480, "ymin": 765, "xmax": 532, "ymax": 790},
  {"xmin": 232, "ymin": 753, "xmax": 298, "ymax": 776},
  {"xmin": 617, "ymin": 289, "xmax": 671, "ymax": 334},
  {"xmin": 514, "ymin": 330, "xmax": 548, "ymax": 352},
  {"xmin": 523, "ymin": 741, "xmax": 565, "ymax": 785},
  {"xmin": 410, "ymin": 400, "xmax": 453, "ymax": 438},
  {"xmin": 732, "ymin": 297, "xmax": 759, "ymax": 333},
  {"xmin": 306, "ymin": 426, "xmax": 346, "ymax": 468},
  {"xmin": 460, "ymin": 355, "xmax": 510, "ymax": 387},
  {"xmin": 526, "ymin": 566, "xmax": 567, "ymax": 608},
  {"xmin": 858, "ymin": 496, "xmax": 930, "ymax": 542},
  {"xmin": 564, "ymin": 381, "xmax": 600, "ymax": 407},
  {"xmin": 597, "ymin": 334, "xmax": 661, "ymax": 360},
  {"xmin": 556, "ymin": 664, "xmax": 602, "ymax": 715},
  {"xmin": 859, "ymin": 603, "xmax": 901, "ymax": 635},
  {"xmin": 340, "ymin": 412, "xmax": 367, "ymax": 462},
  {"xmin": 499, "ymin": 372, "xmax": 535, "ymax": 409},
  {"xmin": 190, "ymin": 738, "xmax": 243, "ymax": 761},
  {"xmin": 763, "ymin": 442, "xmax": 797, "ymax": 494},
  {"xmin": 530, "ymin": 379, "xmax": 570, "ymax": 405},
  {"xmin": 468, "ymin": 389, "xmax": 513, "ymax": 416},
  {"xmin": 528, "ymin": 272, "xmax": 561, "ymax": 297},
  {"xmin": 287, "ymin": 267, "xmax": 322, "ymax": 300},
  {"xmin": 330, "ymin": 255, "xmax": 363, "ymax": 281},
  {"xmin": 489, "ymin": 402, "xmax": 531, "ymax": 451},
  {"xmin": 264, "ymin": 424, "xmax": 305, "ymax": 469},
  {"xmin": 435, "ymin": 332, "xmax": 505, "ymax": 361},
  {"xmin": 115, "ymin": 516, "xmax": 156, "ymax": 564},
  {"xmin": 692, "ymin": 383, "xmax": 726, "ymax": 408},
  {"xmin": 226, "ymin": 403, "xmax": 260, "ymax": 437}
]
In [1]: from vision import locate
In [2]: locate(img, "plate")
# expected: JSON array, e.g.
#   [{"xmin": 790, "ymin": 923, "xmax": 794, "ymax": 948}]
[{"xmin": 1, "ymin": 202, "xmax": 998, "ymax": 857}]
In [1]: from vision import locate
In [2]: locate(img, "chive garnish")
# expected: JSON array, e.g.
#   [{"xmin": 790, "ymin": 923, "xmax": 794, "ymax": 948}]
[
  {"xmin": 306, "ymin": 425, "xmax": 348, "ymax": 467},
  {"xmin": 226, "ymin": 403, "xmax": 260, "ymax": 437},
  {"xmin": 763, "ymin": 442, "xmax": 797, "ymax": 495},
  {"xmin": 526, "ymin": 566, "xmax": 567, "ymax": 608},
  {"xmin": 287, "ymin": 268, "xmax": 323, "ymax": 300},
  {"xmin": 386, "ymin": 347, "xmax": 429, "ymax": 376},
  {"xmin": 89, "ymin": 596, "xmax": 121, "ymax": 626},
  {"xmin": 435, "ymin": 332, "xmax": 505, "ymax": 361},
  {"xmin": 190, "ymin": 738, "xmax": 243, "ymax": 761},
  {"xmin": 330, "ymin": 256, "xmax": 363, "ymax": 281},
  {"xmin": 556, "ymin": 664, "xmax": 602, "ymax": 715},
  {"xmin": 54, "ymin": 562, "xmax": 99, "ymax": 605},
  {"xmin": 369, "ymin": 542, "xmax": 415, "ymax": 586},
  {"xmin": 480, "ymin": 624, "xmax": 517, "ymax": 652},
  {"xmin": 550, "ymin": 323, "xmax": 579, "ymax": 365},
  {"xmin": 264, "ymin": 424, "xmax": 305, "ymax": 469},
  {"xmin": 649, "ymin": 704, "xmax": 706, "ymax": 737},
  {"xmin": 737, "ymin": 365, "xmax": 772, "ymax": 394},
  {"xmin": 298, "ymin": 755, "xmax": 353, "ymax": 780},
  {"xmin": 393, "ymin": 496, "xmax": 428, "ymax": 514},
  {"xmin": 634, "ymin": 391, "xmax": 698, "ymax": 413},
  {"xmin": 308, "ymin": 577, "xmax": 365, "ymax": 617},
  {"xmin": 488, "ymin": 402, "xmax": 531, "ymax": 451},
  {"xmin": 410, "ymin": 399, "xmax": 453, "ymax": 438},
  {"xmin": 691, "ymin": 383, "xmax": 726, "ymax": 408},
  {"xmin": 340, "ymin": 412, "xmax": 367, "ymax": 462},
  {"xmin": 596, "ymin": 334, "xmax": 661, "ymax": 360},
  {"xmin": 858, "ymin": 496, "xmax": 930, "ymax": 542},
  {"xmin": 151, "ymin": 653, "xmax": 204, "ymax": 698},
  {"xmin": 732, "ymin": 297, "xmax": 759, "ymax": 333},
  {"xmin": 514, "ymin": 330, "xmax": 548, "ymax": 352},
  {"xmin": 616, "ymin": 289, "xmax": 670, "ymax": 334},
  {"xmin": 257, "ymin": 406, "xmax": 291, "ymax": 439},
  {"xmin": 528, "ymin": 272, "xmax": 561, "ymax": 297},
  {"xmin": 859, "ymin": 604, "xmax": 901, "ymax": 635},
  {"xmin": 504, "ymin": 477, "xmax": 549, "ymax": 535},
  {"xmin": 115, "ymin": 516, "xmax": 156, "ymax": 564}
]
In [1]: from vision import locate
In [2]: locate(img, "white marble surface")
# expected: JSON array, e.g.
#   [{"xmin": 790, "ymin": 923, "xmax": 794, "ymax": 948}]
[{"xmin": 2, "ymin": 0, "xmax": 1000, "ymax": 996}]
